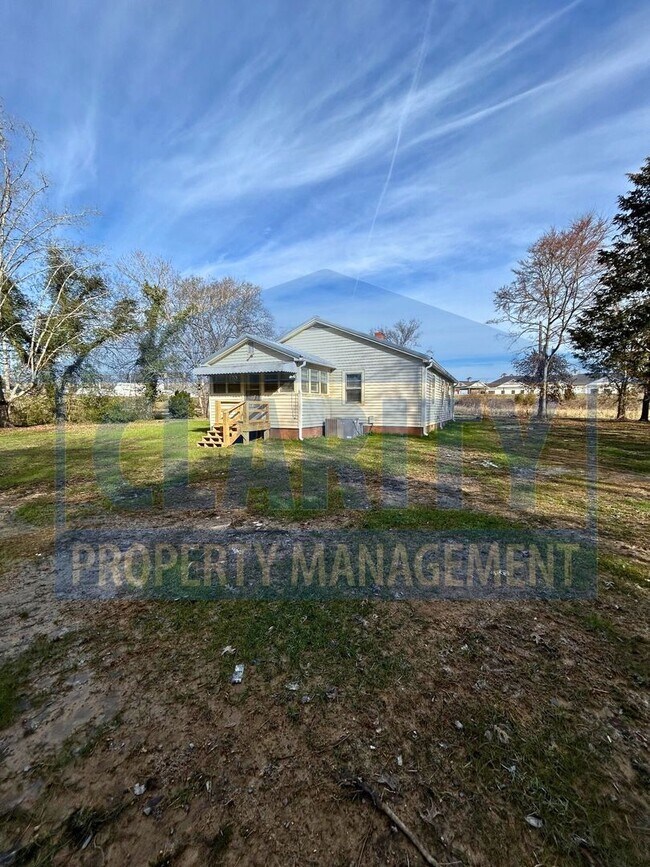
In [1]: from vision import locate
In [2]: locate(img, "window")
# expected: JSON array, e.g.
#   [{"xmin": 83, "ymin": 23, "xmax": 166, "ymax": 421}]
[
  {"xmin": 301, "ymin": 367, "xmax": 309, "ymax": 391},
  {"xmin": 310, "ymin": 369, "xmax": 320, "ymax": 394},
  {"xmin": 345, "ymin": 372, "xmax": 363, "ymax": 403},
  {"xmin": 320, "ymin": 371, "xmax": 328, "ymax": 394},
  {"xmin": 213, "ymin": 375, "xmax": 241, "ymax": 395},
  {"xmin": 263, "ymin": 372, "xmax": 294, "ymax": 393}
]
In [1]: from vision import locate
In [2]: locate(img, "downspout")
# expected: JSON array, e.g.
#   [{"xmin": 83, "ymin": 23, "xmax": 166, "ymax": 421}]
[
  {"xmin": 422, "ymin": 361, "xmax": 433, "ymax": 435},
  {"xmin": 296, "ymin": 359, "xmax": 306, "ymax": 440}
]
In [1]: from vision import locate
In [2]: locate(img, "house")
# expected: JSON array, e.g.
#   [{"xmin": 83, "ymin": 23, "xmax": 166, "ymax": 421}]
[
  {"xmin": 487, "ymin": 375, "xmax": 532, "ymax": 396},
  {"xmin": 571, "ymin": 373, "xmax": 612, "ymax": 395},
  {"xmin": 113, "ymin": 382, "xmax": 146, "ymax": 397},
  {"xmin": 192, "ymin": 316, "xmax": 456, "ymax": 447},
  {"xmin": 455, "ymin": 378, "xmax": 489, "ymax": 396}
]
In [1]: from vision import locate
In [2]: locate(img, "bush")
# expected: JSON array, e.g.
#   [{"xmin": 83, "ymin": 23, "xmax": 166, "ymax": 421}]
[
  {"xmin": 68, "ymin": 395, "xmax": 150, "ymax": 423},
  {"xmin": 168, "ymin": 390, "xmax": 195, "ymax": 419},
  {"xmin": 8, "ymin": 390, "xmax": 151, "ymax": 426},
  {"xmin": 12, "ymin": 391, "xmax": 56, "ymax": 426}
]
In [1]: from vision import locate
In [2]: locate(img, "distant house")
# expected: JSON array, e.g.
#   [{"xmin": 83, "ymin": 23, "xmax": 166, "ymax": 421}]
[
  {"xmin": 114, "ymin": 382, "xmax": 146, "ymax": 397},
  {"xmin": 572, "ymin": 374, "xmax": 612, "ymax": 395},
  {"xmin": 487, "ymin": 375, "xmax": 532, "ymax": 396},
  {"xmin": 74, "ymin": 382, "xmax": 113, "ymax": 396},
  {"xmin": 159, "ymin": 379, "xmax": 199, "ymax": 397},
  {"xmin": 192, "ymin": 316, "xmax": 456, "ymax": 447},
  {"xmin": 455, "ymin": 378, "xmax": 489, "ymax": 396}
]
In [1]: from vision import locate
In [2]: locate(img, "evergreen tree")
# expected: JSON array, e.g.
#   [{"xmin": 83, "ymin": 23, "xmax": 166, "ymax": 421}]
[{"xmin": 571, "ymin": 158, "xmax": 650, "ymax": 421}]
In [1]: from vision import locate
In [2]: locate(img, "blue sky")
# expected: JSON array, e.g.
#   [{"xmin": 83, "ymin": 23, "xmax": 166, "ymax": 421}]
[{"xmin": 1, "ymin": 0, "xmax": 649, "ymax": 324}]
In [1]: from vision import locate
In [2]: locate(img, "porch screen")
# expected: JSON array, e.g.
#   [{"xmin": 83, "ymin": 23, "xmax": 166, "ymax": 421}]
[
  {"xmin": 212, "ymin": 375, "xmax": 241, "ymax": 394},
  {"xmin": 263, "ymin": 372, "xmax": 294, "ymax": 393}
]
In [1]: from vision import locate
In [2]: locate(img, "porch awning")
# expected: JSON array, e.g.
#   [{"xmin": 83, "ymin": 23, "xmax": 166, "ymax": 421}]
[{"xmin": 193, "ymin": 361, "xmax": 298, "ymax": 375}]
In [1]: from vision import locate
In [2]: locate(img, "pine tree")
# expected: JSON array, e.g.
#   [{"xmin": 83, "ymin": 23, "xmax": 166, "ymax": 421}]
[{"xmin": 572, "ymin": 158, "xmax": 650, "ymax": 421}]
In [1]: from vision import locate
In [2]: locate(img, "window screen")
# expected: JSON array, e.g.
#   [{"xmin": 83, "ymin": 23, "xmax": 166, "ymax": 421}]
[{"xmin": 212, "ymin": 375, "xmax": 241, "ymax": 394}]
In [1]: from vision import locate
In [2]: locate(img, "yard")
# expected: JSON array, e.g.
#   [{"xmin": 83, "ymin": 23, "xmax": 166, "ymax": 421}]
[{"xmin": 0, "ymin": 416, "xmax": 648, "ymax": 865}]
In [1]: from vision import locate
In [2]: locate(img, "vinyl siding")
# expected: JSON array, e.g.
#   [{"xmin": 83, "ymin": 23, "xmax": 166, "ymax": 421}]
[
  {"xmin": 212, "ymin": 341, "xmax": 290, "ymax": 365},
  {"xmin": 281, "ymin": 323, "xmax": 424, "ymax": 428},
  {"xmin": 424, "ymin": 370, "xmax": 454, "ymax": 431}
]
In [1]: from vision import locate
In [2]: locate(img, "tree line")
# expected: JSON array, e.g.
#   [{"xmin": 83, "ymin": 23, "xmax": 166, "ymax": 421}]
[
  {"xmin": 2, "ymin": 104, "xmax": 648, "ymax": 426},
  {"xmin": 492, "ymin": 159, "xmax": 650, "ymax": 422},
  {"xmin": 0, "ymin": 107, "xmax": 274, "ymax": 426}
]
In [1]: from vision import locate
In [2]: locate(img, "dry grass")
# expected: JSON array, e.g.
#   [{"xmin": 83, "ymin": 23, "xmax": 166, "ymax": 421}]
[{"xmin": 455, "ymin": 394, "xmax": 644, "ymax": 420}]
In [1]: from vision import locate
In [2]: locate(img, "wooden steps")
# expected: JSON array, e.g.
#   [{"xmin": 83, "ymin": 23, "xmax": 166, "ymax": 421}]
[
  {"xmin": 197, "ymin": 400, "xmax": 270, "ymax": 449},
  {"xmin": 197, "ymin": 426, "xmax": 226, "ymax": 448}
]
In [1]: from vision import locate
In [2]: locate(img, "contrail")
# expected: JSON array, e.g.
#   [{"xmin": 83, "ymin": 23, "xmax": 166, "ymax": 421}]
[{"xmin": 352, "ymin": 0, "xmax": 436, "ymax": 296}]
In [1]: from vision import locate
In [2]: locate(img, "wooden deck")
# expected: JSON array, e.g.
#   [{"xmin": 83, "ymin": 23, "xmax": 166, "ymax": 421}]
[{"xmin": 197, "ymin": 400, "xmax": 270, "ymax": 448}]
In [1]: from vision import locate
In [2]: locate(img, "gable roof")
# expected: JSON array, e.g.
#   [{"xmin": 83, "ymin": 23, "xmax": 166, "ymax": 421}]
[
  {"xmin": 572, "ymin": 373, "xmax": 608, "ymax": 385},
  {"xmin": 488, "ymin": 375, "xmax": 527, "ymax": 387},
  {"xmin": 456, "ymin": 379, "xmax": 488, "ymax": 388},
  {"xmin": 279, "ymin": 316, "xmax": 456, "ymax": 382},
  {"xmin": 193, "ymin": 334, "xmax": 335, "ymax": 375}
]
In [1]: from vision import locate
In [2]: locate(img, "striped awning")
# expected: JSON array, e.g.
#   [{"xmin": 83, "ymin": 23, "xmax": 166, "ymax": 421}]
[{"xmin": 194, "ymin": 361, "xmax": 297, "ymax": 375}]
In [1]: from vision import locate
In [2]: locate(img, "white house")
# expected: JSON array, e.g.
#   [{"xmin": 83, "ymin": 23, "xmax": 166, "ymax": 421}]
[
  {"xmin": 572, "ymin": 374, "xmax": 612, "ymax": 395},
  {"xmin": 455, "ymin": 378, "xmax": 489, "ymax": 396},
  {"xmin": 113, "ymin": 382, "xmax": 146, "ymax": 397},
  {"xmin": 193, "ymin": 317, "xmax": 456, "ymax": 447},
  {"xmin": 487, "ymin": 375, "xmax": 532, "ymax": 396}
]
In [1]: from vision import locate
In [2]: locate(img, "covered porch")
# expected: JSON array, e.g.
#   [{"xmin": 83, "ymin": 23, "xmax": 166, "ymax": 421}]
[
  {"xmin": 193, "ymin": 336, "xmax": 335, "ymax": 448},
  {"xmin": 197, "ymin": 364, "xmax": 296, "ymax": 450}
]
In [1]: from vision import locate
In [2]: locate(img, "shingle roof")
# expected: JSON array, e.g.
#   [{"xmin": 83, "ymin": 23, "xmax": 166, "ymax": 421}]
[
  {"xmin": 487, "ymin": 375, "xmax": 524, "ymax": 387},
  {"xmin": 572, "ymin": 373, "xmax": 602, "ymax": 385},
  {"xmin": 456, "ymin": 379, "xmax": 488, "ymax": 388},
  {"xmin": 279, "ymin": 316, "xmax": 456, "ymax": 382}
]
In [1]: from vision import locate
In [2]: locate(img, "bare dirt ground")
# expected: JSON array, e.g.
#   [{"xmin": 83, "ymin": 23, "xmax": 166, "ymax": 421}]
[{"xmin": 0, "ymin": 418, "xmax": 648, "ymax": 866}]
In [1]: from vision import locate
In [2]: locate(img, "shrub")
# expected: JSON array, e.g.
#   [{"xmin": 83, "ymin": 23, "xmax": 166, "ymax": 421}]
[
  {"xmin": 67, "ymin": 395, "xmax": 149, "ymax": 424},
  {"xmin": 168, "ymin": 390, "xmax": 195, "ymax": 419},
  {"xmin": 12, "ymin": 391, "xmax": 56, "ymax": 426}
]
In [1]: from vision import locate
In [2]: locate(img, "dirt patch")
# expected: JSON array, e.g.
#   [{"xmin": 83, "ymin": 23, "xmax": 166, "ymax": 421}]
[{"xmin": 0, "ymin": 419, "xmax": 648, "ymax": 865}]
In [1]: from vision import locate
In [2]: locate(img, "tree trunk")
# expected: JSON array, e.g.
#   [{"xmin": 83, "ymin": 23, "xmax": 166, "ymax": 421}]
[
  {"xmin": 197, "ymin": 378, "xmax": 209, "ymax": 418},
  {"xmin": 536, "ymin": 357, "xmax": 549, "ymax": 420},
  {"xmin": 54, "ymin": 384, "xmax": 67, "ymax": 422},
  {"xmin": 616, "ymin": 383, "xmax": 628, "ymax": 420},
  {"xmin": 0, "ymin": 375, "xmax": 9, "ymax": 427},
  {"xmin": 641, "ymin": 384, "xmax": 650, "ymax": 423},
  {"xmin": 0, "ymin": 338, "xmax": 11, "ymax": 427}
]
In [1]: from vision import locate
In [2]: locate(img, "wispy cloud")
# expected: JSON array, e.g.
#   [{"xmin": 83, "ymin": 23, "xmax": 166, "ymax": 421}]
[{"xmin": 1, "ymin": 0, "xmax": 649, "ymax": 325}]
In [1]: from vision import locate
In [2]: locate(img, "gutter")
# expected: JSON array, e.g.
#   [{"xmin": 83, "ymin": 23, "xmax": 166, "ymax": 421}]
[{"xmin": 422, "ymin": 361, "xmax": 434, "ymax": 434}]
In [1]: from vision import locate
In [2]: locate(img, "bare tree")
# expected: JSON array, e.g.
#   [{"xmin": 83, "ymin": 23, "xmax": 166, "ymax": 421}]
[
  {"xmin": 372, "ymin": 317, "xmax": 422, "ymax": 347},
  {"xmin": 170, "ymin": 275, "xmax": 274, "ymax": 414},
  {"xmin": 492, "ymin": 214, "xmax": 608, "ymax": 419},
  {"xmin": 0, "ymin": 106, "xmax": 87, "ymax": 424}
]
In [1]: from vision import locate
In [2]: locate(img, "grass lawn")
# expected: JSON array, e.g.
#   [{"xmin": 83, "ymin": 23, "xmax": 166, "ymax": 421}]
[{"xmin": 0, "ymin": 416, "xmax": 648, "ymax": 865}]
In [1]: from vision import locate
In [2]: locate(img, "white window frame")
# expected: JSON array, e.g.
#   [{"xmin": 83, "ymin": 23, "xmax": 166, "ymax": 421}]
[{"xmin": 345, "ymin": 371, "xmax": 364, "ymax": 404}]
